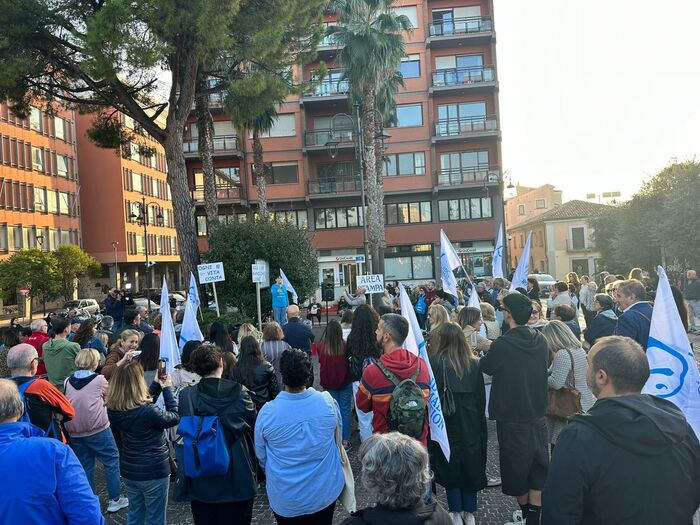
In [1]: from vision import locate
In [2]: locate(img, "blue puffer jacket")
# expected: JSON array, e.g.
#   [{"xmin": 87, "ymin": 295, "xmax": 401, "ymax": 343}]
[
  {"xmin": 108, "ymin": 383, "xmax": 180, "ymax": 481},
  {"xmin": 0, "ymin": 422, "xmax": 105, "ymax": 525}
]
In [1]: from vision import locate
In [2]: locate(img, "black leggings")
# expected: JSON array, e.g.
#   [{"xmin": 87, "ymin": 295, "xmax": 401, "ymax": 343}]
[
  {"xmin": 191, "ymin": 499, "xmax": 254, "ymax": 525},
  {"xmin": 274, "ymin": 502, "xmax": 336, "ymax": 525}
]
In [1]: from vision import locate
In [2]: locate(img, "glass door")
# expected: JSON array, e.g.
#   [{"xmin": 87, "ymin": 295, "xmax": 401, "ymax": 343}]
[{"xmin": 341, "ymin": 263, "xmax": 359, "ymax": 292}]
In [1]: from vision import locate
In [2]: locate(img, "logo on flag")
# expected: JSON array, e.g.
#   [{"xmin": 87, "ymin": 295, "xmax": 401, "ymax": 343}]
[{"xmin": 492, "ymin": 223, "xmax": 504, "ymax": 279}]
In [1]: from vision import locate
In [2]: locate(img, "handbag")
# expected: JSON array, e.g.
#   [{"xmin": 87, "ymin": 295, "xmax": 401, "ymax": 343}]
[
  {"xmin": 545, "ymin": 348, "xmax": 583, "ymax": 419},
  {"xmin": 440, "ymin": 359, "xmax": 456, "ymax": 417},
  {"xmin": 321, "ymin": 391, "xmax": 356, "ymax": 513}
]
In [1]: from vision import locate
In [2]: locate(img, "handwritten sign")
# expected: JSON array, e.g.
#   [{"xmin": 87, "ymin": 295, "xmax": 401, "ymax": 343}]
[
  {"xmin": 197, "ymin": 262, "xmax": 225, "ymax": 284},
  {"xmin": 356, "ymin": 274, "xmax": 384, "ymax": 294}
]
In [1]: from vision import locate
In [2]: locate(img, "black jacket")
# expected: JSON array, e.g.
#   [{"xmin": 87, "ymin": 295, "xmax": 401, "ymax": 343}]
[
  {"xmin": 342, "ymin": 501, "xmax": 452, "ymax": 525},
  {"xmin": 542, "ymin": 395, "xmax": 700, "ymax": 524},
  {"xmin": 428, "ymin": 354, "xmax": 487, "ymax": 492},
  {"xmin": 108, "ymin": 383, "xmax": 180, "ymax": 481},
  {"xmin": 282, "ymin": 318, "xmax": 315, "ymax": 354},
  {"xmin": 234, "ymin": 361, "xmax": 279, "ymax": 411},
  {"xmin": 582, "ymin": 310, "xmax": 617, "ymax": 346},
  {"xmin": 174, "ymin": 377, "xmax": 258, "ymax": 504},
  {"xmin": 479, "ymin": 326, "xmax": 549, "ymax": 421}
]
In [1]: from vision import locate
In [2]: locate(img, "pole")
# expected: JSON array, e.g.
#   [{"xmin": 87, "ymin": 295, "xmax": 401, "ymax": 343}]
[
  {"xmin": 142, "ymin": 197, "xmax": 152, "ymax": 312},
  {"xmin": 325, "ymin": 299, "xmax": 329, "ymax": 325},
  {"xmin": 353, "ymin": 102, "xmax": 374, "ymax": 308},
  {"xmin": 256, "ymin": 282, "xmax": 262, "ymax": 331},
  {"xmin": 212, "ymin": 282, "xmax": 221, "ymax": 318},
  {"xmin": 112, "ymin": 242, "xmax": 119, "ymax": 289}
]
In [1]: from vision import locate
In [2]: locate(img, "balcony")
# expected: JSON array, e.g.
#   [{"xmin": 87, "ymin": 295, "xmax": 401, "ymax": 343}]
[
  {"xmin": 300, "ymin": 79, "xmax": 349, "ymax": 108},
  {"xmin": 565, "ymin": 239, "xmax": 594, "ymax": 253},
  {"xmin": 430, "ymin": 66, "xmax": 497, "ymax": 96},
  {"xmin": 436, "ymin": 167, "xmax": 500, "ymax": 187},
  {"xmin": 426, "ymin": 16, "xmax": 494, "ymax": 48},
  {"xmin": 183, "ymin": 135, "xmax": 241, "ymax": 159},
  {"xmin": 317, "ymin": 34, "xmax": 342, "ymax": 60},
  {"xmin": 189, "ymin": 185, "xmax": 242, "ymax": 203},
  {"xmin": 432, "ymin": 115, "xmax": 498, "ymax": 144},
  {"xmin": 303, "ymin": 128, "xmax": 354, "ymax": 155},
  {"xmin": 307, "ymin": 177, "xmax": 362, "ymax": 196}
]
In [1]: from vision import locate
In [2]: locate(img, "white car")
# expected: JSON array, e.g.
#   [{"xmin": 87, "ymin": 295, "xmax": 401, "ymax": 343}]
[
  {"xmin": 59, "ymin": 299, "xmax": 101, "ymax": 317},
  {"xmin": 529, "ymin": 273, "xmax": 556, "ymax": 297},
  {"xmin": 132, "ymin": 298, "xmax": 159, "ymax": 311}
]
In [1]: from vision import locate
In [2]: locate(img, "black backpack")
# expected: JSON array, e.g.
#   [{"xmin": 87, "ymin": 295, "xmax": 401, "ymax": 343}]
[{"xmin": 375, "ymin": 361, "xmax": 426, "ymax": 440}]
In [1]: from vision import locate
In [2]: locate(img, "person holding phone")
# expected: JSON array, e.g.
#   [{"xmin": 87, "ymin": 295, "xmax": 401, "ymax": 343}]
[{"xmin": 102, "ymin": 330, "xmax": 141, "ymax": 381}]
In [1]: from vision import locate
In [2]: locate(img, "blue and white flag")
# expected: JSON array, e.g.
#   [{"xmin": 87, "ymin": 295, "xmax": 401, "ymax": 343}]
[
  {"xmin": 468, "ymin": 284, "xmax": 481, "ymax": 309},
  {"xmin": 509, "ymin": 232, "xmax": 531, "ymax": 291},
  {"xmin": 399, "ymin": 284, "xmax": 451, "ymax": 461},
  {"xmin": 643, "ymin": 266, "xmax": 700, "ymax": 438},
  {"xmin": 492, "ymin": 222, "xmax": 504, "ymax": 279},
  {"xmin": 187, "ymin": 272, "xmax": 201, "ymax": 311},
  {"xmin": 179, "ymin": 293, "xmax": 203, "ymax": 350},
  {"xmin": 279, "ymin": 268, "xmax": 298, "ymax": 304},
  {"xmin": 159, "ymin": 277, "xmax": 180, "ymax": 373},
  {"xmin": 439, "ymin": 230, "xmax": 460, "ymax": 301}
]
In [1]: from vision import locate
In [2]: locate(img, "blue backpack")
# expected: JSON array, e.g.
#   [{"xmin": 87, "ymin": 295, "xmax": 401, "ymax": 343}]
[
  {"xmin": 177, "ymin": 390, "xmax": 230, "ymax": 478},
  {"xmin": 15, "ymin": 377, "xmax": 37, "ymax": 424}
]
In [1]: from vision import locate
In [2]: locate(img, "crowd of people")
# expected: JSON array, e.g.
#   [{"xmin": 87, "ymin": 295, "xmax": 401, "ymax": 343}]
[{"xmin": 0, "ymin": 267, "xmax": 698, "ymax": 525}]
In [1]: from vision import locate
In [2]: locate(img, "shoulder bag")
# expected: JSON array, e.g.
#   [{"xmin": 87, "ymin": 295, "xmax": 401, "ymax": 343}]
[
  {"xmin": 545, "ymin": 348, "xmax": 582, "ymax": 419},
  {"xmin": 320, "ymin": 391, "xmax": 356, "ymax": 513},
  {"xmin": 440, "ymin": 359, "xmax": 456, "ymax": 417}
]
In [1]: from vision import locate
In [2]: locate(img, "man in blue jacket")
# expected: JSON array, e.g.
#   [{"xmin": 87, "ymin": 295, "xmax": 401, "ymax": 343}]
[
  {"xmin": 271, "ymin": 276, "xmax": 290, "ymax": 325},
  {"xmin": 282, "ymin": 305, "xmax": 315, "ymax": 358},
  {"xmin": 614, "ymin": 280, "xmax": 653, "ymax": 350},
  {"xmin": 0, "ymin": 378, "xmax": 105, "ymax": 525}
]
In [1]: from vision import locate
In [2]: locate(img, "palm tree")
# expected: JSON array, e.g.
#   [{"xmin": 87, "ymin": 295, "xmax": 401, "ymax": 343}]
[{"xmin": 330, "ymin": 0, "xmax": 411, "ymax": 273}]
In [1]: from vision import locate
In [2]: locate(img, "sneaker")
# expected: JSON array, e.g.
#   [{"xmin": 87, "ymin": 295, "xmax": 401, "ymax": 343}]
[
  {"xmin": 107, "ymin": 496, "xmax": 129, "ymax": 513},
  {"xmin": 342, "ymin": 441, "xmax": 353, "ymax": 452},
  {"xmin": 462, "ymin": 512, "xmax": 476, "ymax": 525},
  {"xmin": 486, "ymin": 473, "xmax": 502, "ymax": 487},
  {"xmin": 448, "ymin": 512, "xmax": 464, "ymax": 525},
  {"xmin": 512, "ymin": 509, "xmax": 524, "ymax": 522}
]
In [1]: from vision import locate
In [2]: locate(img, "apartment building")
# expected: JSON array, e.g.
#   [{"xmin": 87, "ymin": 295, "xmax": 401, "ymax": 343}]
[
  {"xmin": 77, "ymin": 113, "xmax": 181, "ymax": 293},
  {"xmin": 185, "ymin": 0, "xmax": 503, "ymax": 297},
  {"xmin": 505, "ymin": 183, "xmax": 563, "ymax": 230}
]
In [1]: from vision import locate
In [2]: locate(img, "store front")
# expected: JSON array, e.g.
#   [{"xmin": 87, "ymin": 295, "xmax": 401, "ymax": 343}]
[
  {"xmin": 455, "ymin": 240, "xmax": 495, "ymax": 279},
  {"xmin": 317, "ymin": 252, "xmax": 367, "ymax": 301}
]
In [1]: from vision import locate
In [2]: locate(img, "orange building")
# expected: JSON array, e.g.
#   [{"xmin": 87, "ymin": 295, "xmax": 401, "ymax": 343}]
[
  {"xmin": 186, "ymin": 0, "xmax": 504, "ymax": 296},
  {"xmin": 76, "ymin": 113, "xmax": 181, "ymax": 293}
]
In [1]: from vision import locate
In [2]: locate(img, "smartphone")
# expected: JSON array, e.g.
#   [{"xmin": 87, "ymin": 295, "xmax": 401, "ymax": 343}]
[
  {"xmin": 157, "ymin": 359, "xmax": 167, "ymax": 380},
  {"xmin": 131, "ymin": 350, "xmax": 142, "ymax": 357}
]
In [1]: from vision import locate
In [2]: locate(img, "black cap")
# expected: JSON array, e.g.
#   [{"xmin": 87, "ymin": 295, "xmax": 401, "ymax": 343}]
[{"xmin": 503, "ymin": 292, "xmax": 534, "ymax": 325}]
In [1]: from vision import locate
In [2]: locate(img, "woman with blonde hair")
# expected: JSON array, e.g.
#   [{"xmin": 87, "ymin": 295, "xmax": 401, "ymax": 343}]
[
  {"xmin": 107, "ymin": 361, "xmax": 180, "ymax": 525},
  {"xmin": 261, "ymin": 321, "xmax": 291, "ymax": 388},
  {"xmin": 428, "ymin": 323, "xmax": 486, "ymax": 525},
  {"xmin": 102, "ymin": 329, "xmax": 141, "ymax": 381},
  {"xmin": 458, "ymin": 307, "xmax": 491, "ymax": 354},
  {"xmin": 541, "ymin": 321, "xmax": 595, "ymax": 448},
  {"xmin": 427, "ymin": 303, "xmax": 449, "ymax": 352},
  {"xmin": 237, "ymin": 323, "xmax": 260, "ymax": 345},
  {"xmin": 479, "ymin": 302, "xmax": 500, "ymax": 340},
  {"xmin": 527, "ymin": 300, "xmax": 549, "ymax": 330}
]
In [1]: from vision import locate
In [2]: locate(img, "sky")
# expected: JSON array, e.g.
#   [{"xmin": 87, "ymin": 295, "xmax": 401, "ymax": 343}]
[{"xmin": 493, "ymin": 0, "xmax": 700, "ymax": 201}]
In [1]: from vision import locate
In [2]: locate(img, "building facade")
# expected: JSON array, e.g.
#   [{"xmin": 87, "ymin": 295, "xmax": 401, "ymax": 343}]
[
  {"xmin": 186, "ymin": 0, "xmax": 504, "ymax": 298},
  {"xmin": 76, "ymin": 113, "xmax": 181, "ymax": 294},
  {"xmin": 508, "ymin": 199, "xmax": 609, "ymax": 280},
  {"xmin": 504, "ymin": 183, "xmax": 563, "ymax": 230}
]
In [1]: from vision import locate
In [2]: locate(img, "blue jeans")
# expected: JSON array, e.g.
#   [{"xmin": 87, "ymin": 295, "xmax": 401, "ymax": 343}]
[
  {"xmin": 273, "ymin": 306, "xmax": 287, "ymax": 325},
  {"xmin": 446, "ymin": 488, "xmax": 478, "ymax": 513},
  {"xmin": 327, "ymin": 384, "xmax": 353, "ymax": 441},
  {"xmin": 124, "ymin": 477, "xmax": 170, "ymax": 525},
  {"xmin": 70, "ymin": 428, "xmax": 121, "ymax": 500}
]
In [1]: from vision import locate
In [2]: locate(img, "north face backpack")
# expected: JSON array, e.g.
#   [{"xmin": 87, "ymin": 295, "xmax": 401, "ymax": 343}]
[
  {"xmin": 375, "ymin": 361, "xmax": 426, "ymax": 440},
  {"xmin": 177, "ymin": 390, "xmax": 231, "ymax": 478}
]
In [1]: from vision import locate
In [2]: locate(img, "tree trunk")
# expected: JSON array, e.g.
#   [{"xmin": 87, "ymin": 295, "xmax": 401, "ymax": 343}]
[
  {"xmin": 195, "ymin": 77, "xmax": 218, "ymax": 233},
  {"xmin": 373, "ymin": 133, "xmax": 386, "ymax": 275},
  {"xmin": 252, "ymin": 128, "xmax": 268, "ymax": 219},
  {"xmin": 360, "ymin": 88, "xmax": 384, "ymax": 275}
]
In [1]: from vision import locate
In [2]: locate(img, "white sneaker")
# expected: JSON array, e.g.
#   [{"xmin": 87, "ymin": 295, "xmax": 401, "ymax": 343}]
[
  {"xmin": 462, "ymin": 512, "xmax": 476, "ymax": 525},
  {"xmin": 511, "ymin": 509, "xmax": 524, "ymax": 522},
  {"xmin": 449, "ymin": 511, "xmax": 464, "ymax": 525},
  {"xmin": 107, "ymin": 496, "xmax": 129, "ymax": 513}
]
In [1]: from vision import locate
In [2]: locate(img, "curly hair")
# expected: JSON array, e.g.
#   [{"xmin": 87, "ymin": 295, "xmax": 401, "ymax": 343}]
[
  {"xmin": 346, "ymin": 305, "xmax": 380, "ymax": 362},
  {"xmin": 359, "ymin": 432, "xmax": 432, "ymax": 510},
  {"xmin": 189, "ymin": 344, "xmax": 223, "ymax": 377},
  {"xmin": 280, "ymin": 348, "xmax": 311, "ymax": 389},
  {"xmin": 73, "ymin": 319, "xmax": 96, "ymax": 348}
]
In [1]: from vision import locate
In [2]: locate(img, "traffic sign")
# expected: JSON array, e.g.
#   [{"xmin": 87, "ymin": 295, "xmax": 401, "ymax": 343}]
[
  {"xmin": 197, "ymin": 262, "xmax": 225, "ymax": 284},
  {"xmin": 19, "ymin": 287, "xmax": 29, "ymax": 296},
  {"xmin": 356, "ymin": 274, "xmax": 384, "ymax": 294},
  {"xmin": 251, "ymin": 264, "xmax": 266, "ymax": 283}
]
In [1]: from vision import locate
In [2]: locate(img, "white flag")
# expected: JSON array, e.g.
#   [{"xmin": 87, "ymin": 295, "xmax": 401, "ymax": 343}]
[
  {"xmin": 187, "ymin": 272, "xmax": 201, "ymax": 311},
  {"xmin": 159, "ymin": 277, "xmax": 180, "ymax": 373},
  {"xmin": 439, "ymin": 230, "xmax": 460, "ymax": 300},
  {"xmin": 179, "ymin": 294, "xmax": 203, "ymax": 350},
  {"xmin": 399, "ymin": 284, "xmax": 451, "ymax": 461},
  {"xmin": 492, "ymin": 222, "xmax": 504, "ymax": 279},
  {"xmin": 468, "ymin": 284, "xmax": 481, "ymax": 309},
  {"xmin": 643, "ymin": 266, "xmax": 700, "ymax": 438},
  {"xmin": 509, "ymin": 232, "xmax": 532, "ymax": 291},
  {"xmin": 279, "ymin": 268, "xmax": 298, "ymax": 304}
]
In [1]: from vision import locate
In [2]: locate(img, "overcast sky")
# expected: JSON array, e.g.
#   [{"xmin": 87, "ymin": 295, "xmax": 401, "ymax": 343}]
[{"xmin": 493, "ymin": 0, "xmax": 700, "ymax": 201}]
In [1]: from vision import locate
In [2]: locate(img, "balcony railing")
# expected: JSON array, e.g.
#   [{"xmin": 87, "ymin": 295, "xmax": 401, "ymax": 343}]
[
  {"xmin": 566, "ymin": 239, "xmax": 593, "ymax": 252},
  {"xmin": 429, "ymin": 16, "xmax": 493, "ymax": 37},
  {"xmin": 432, "ymin": 66, "xmax": 496, "ymax": 87},
  {"xmin": 437, "ymin": 167, "xmax": 500, "ymax": 186},
  {"xmin": 306, "ymin": 79, "xmax": 349, "ymax": 98},
  {"xmin": 308, "ymin": 178, "xmax": 362, "ymax": 194},
  {"xmin": 434, "ymin": 116, "xmax": 497, "ymax": 137},
  {"xmin": 320, "ymin": 33, "xmax": 339, "ymax": 47},
  {"xmin": 304, "ymin": 128, "xmax": 354, "ymax": 147},
  {"xmin": 190, "ymin": 185, "xmax": 241, "ymax": 202},
  {"xmin": 183, "ymin": 135, "xmax": 240, "ymax": 155}
]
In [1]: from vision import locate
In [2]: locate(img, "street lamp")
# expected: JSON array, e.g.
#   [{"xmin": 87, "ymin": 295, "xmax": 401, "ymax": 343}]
[
  {"xmin": 129, "ymin": 196, "xmax": 164, "ymax": 311},
  {"xmin": 36, "ymin": 234, "xmax": 44, "ymax": 248}
]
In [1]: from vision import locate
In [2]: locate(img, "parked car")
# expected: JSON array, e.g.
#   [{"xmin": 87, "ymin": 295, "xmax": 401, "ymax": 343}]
[
  {"xmin": 57, "ymin": 299, "xmax": 101, "ymax": 317},
  {"xmin": 529, "ymin": 273, "xmax": 556, "ymax": 297},
  {"xmin": 132, "ymin": 297, "xmax": 159, "ymax": 311}
]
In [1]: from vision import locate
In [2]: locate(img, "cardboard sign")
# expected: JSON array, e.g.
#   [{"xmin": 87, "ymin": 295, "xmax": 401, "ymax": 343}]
[
  {"xmin": 356, "ymin": 274, "xmax": 384, "ymax": 294},
  {"xmin": 197, "ymin": 262, "xmax": 225, "ymax": 284}
]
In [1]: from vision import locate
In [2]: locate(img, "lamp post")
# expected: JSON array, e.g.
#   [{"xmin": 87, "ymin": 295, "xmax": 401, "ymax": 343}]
[
  {"xmin": 129, "ymin": 196, "xmax": 164, "ymax": 311},
  {"xmin": 112, "ymin": 241, "xmax": 119, "ymax": 288}
]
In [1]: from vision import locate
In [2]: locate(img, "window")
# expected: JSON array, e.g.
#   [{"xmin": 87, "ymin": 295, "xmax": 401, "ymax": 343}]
[
  {"xmin": 393, "ymin": 6, "xmax": 418, "ymax": 28},
  {"xmin": 131, "ymin": 172, "xmax": 143, "ymax": 192},
  {"xmin": 400, "ymin": 54, "xmax": 420, "ymax": 78},
  {"xmin": 54, "ymin": 117, "xmax": 65, "ymax": 140},
  {"xmin": 124, "ymin": 115, "xmax": 135, "ymax": 129},
  {"xmin": 31, "ymin": 147, "xmax": 44, "ymax": 172},
  {"xmin": 257, "ymin": 162, "xmax": 298, "ymax": 185},
  {"xmin": 47, "ymin": 190, "xmax": 58, "ymax": 214},
  {"xmin": 130, "ymin": 143, "xmax": 140, "ymax": 161},
  {"xmin": 196, "ymin": 216, "xmax": 207, "ymax": 236},
  {"xmin": 272, "ymin": 210, "xmax": 308, "ymax": 229},
  {"xmin": 0, "ymin": 224, "xmax": 7, "ymax": 251},
  {"xmin": 135, "ymin": 235, "xmax": 145, "ymax": 254},
  {"xmin": 385, "ymin": 201, "xmax": 431, "ymax": 224},
  {"xmin": 57, "ymin": 155, "xmax": 68, "ymax": 178},
  {"xmin": 314, "ymin": 206, "xmax": 364, "ymax": 229},
  {"xmin": 438, "ymin": 197, "xmax": 493, "ymax": 221},
  {"xmin": 262, "ymin": 114, "xmax": 296, "ymax": 138},
  {"xmin": 385, "ymin": 244, "xmax": 434, "ymax": 280},
  {"xmin": 58, "ymin": 192, "xmax": 70, "ymax": 215},
  {"xmin": 384, "ymin": 152, "xmax": 426, "ymax": 177},
  {"xmin": 29, "ymin": 108, "xmax": 42, "ymax": 132},
  {"xmin": 518, "ymin": 204, "xmax": 525, "ymax": 215},
  {"xmin": 34, "ymin": 187, "xmax": 46, "ymax": 212},
  {"xmin": 439, "ymin": 150, "xmax": 489, "ymax": 182},
  {"xmin": 535, "ymin": 198, "xmax": 546, "ymax": 209},
  {"xmin": 391, "ymin": 104, "xmax": 423, "ymax": 128},
  {"xmin": 570, "ymin": 227, "xmax": 586, "ymax": 250}
]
